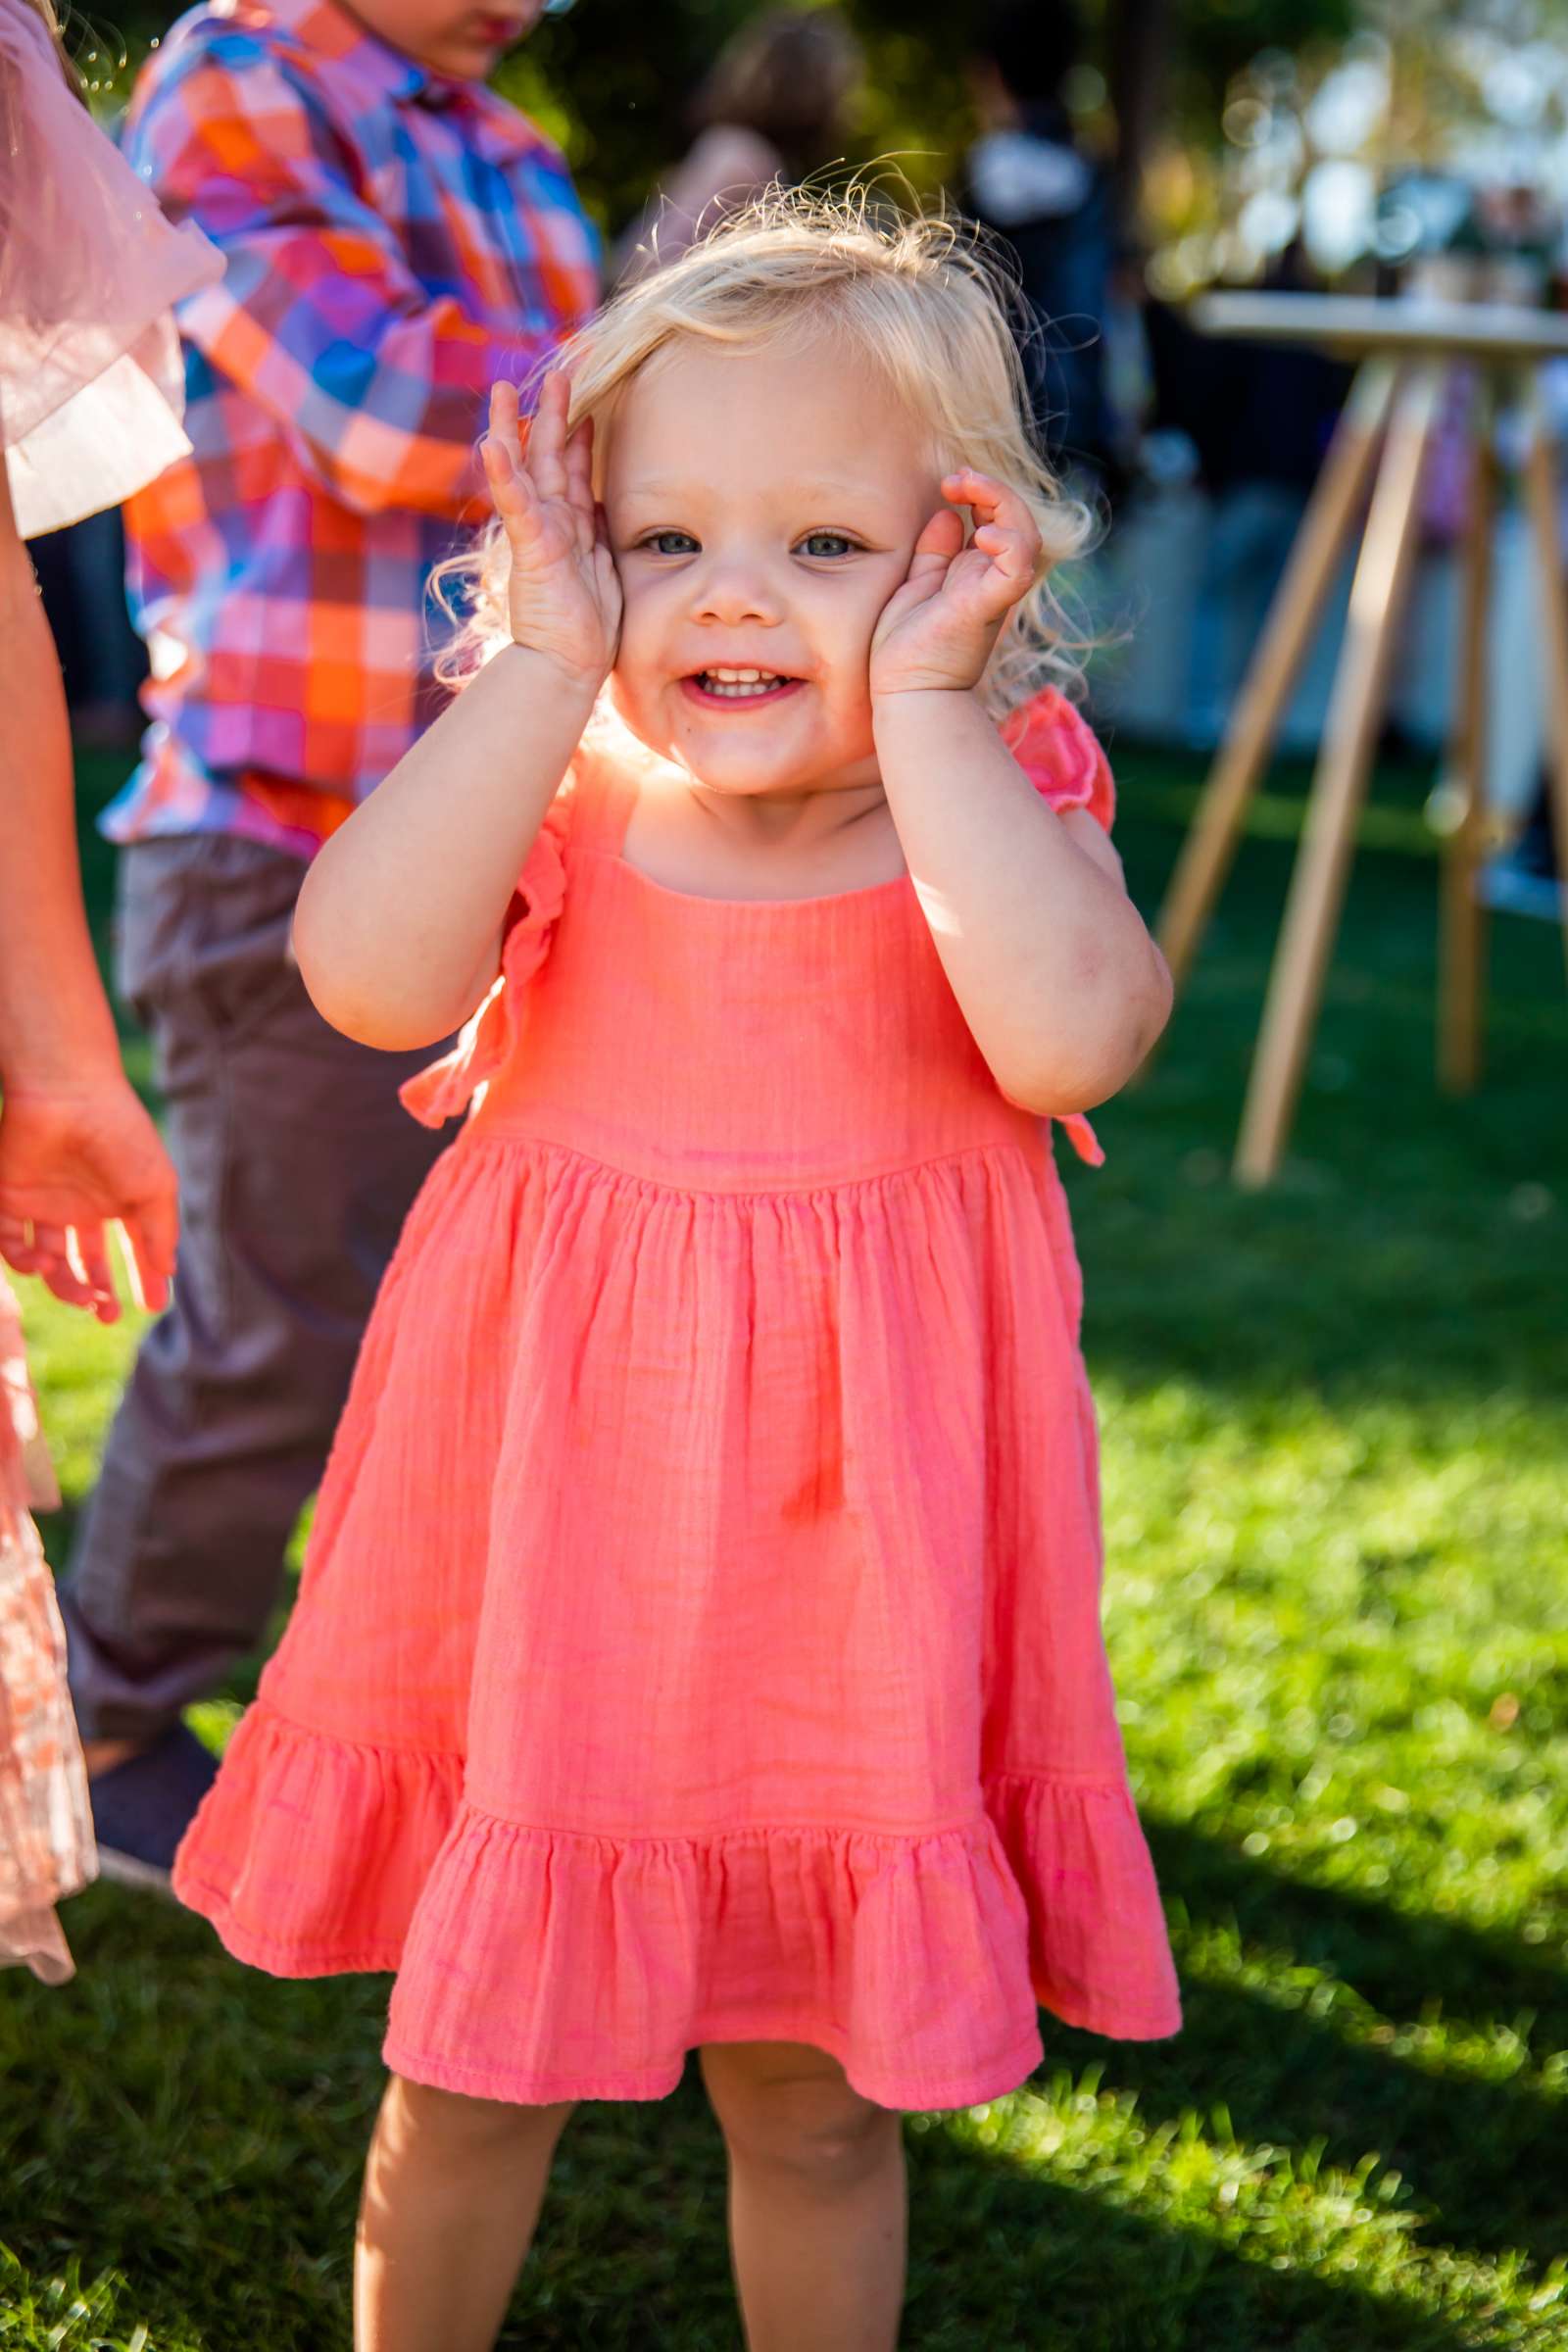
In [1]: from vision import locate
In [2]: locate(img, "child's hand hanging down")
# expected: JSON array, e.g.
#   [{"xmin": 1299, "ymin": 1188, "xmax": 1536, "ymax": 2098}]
[
  {"xmin": 482, "ymin": 372, "xmax": 622, "ymax": 692},
  {"xmin": 869, "ymin": 469, "xmax": 1041, "ymax": 701}
]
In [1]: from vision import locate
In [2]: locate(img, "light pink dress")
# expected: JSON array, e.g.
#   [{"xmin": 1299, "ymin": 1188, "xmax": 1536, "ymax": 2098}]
[
  {"xmin": 0, "ymin": 1285, "xmax": 90, "ymax": 1984},
  {"xmin": 174, "ymin": 692, "xmax": 1181, "ymax": 2108},
  {"xmin": 0, "ymin": 0, "xmax": 221, "ymax": 1981},
  {"xmin": 0, "ymin": 0, "xmax": 220, "ymax": 536}
]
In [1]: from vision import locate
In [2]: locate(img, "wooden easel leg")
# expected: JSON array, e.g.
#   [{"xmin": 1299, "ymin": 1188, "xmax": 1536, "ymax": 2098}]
[
  {"xmin": 1235, "ymin": 365, "xmax": 1445, "ymax": 1187},
  {"xmin": 1521, "ymin": 371, "xmax": 1568, "ymax": 990},
  {"xmin": 1155, "ymin": 361, "xmax": 1398, "ymax": 998},
  {"xmin": 1439, "ymin": 370, "xmax": 1495, "ymax": 1093}
]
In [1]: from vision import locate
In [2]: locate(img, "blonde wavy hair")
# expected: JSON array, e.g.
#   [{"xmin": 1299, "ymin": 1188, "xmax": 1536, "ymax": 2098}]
[{"xmin": 433, "ymin": 187, "xmax": 1095, "ymax": 714}]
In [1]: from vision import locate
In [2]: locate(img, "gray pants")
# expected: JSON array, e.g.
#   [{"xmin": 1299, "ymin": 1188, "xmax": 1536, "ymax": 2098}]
[{"xmin": 61, "ymin": 835, "xmax": 453, "ymax": 1742}]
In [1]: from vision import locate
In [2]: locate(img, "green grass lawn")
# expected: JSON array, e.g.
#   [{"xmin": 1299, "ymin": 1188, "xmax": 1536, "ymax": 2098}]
[{"xmin": 2, "ymin": 746, "xmax": 1565, "ymax": 2349}]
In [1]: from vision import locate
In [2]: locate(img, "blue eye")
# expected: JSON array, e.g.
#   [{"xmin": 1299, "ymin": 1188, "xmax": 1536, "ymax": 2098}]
[
  {"xmin": 643, "ymin": 530, "xmax": 699, "ymax": 556},
  {"xmin": 798, "ymin": 531, "xmax": 858, "ymax": 559}
]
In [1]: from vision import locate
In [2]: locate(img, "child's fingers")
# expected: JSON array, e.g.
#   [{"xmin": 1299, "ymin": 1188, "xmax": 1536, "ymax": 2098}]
[
  {"xmin": 488, "ymin": 377, "xmax": 521, "ymax": 454},
  {"xmin": 943, "ymin": 468, "xmax": 1041, "ymax": 561},
  {"xmin": 941, "ymin": 466, "xmax": 1021, "ymax": 524},
  {"xmin": 482, "ymin": 433, "xmax": 546, "ymax": 551},
  {"xmin": 480, "ymin": 429, "xmax": 515, "ymax": 500},
  {"xmin": 971, "ymin": 519, "xmax": 1039, "ymax": 587},
  {"xmin": 875, "ymin": 573, "xmax": 948, "ymax": 642},
  {"xmin": 488, "ymin": 380, "xmax": 531, "ymax": 494},
  {"xmin": 481, "ymin": 436, "xmax": 527, "ymax": 524},
  {"xmin": 904, "ymin": 505, "xmax": 965, "ymax": 584},
  {"xmin": 525, "ymin": 370, "xmax": 571, "ymax": 506},
  {"xmin": 564, "ymin": 416, "xmax": 596, "ymax": 546}
]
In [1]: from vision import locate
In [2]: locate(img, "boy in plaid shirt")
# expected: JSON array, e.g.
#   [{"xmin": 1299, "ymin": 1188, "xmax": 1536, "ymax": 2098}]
[{"xmin": 67, "ymin": 0, "xmax": 598, "ymax": 1874}]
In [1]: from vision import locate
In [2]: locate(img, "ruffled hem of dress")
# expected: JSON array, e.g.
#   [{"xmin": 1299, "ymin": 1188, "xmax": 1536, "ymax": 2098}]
[
  {"xmin": 1, "ymin": 1277, "xmax": 95, "ymax": 1985},
  {"xmin": 382, "ymin": 2014, "xmax": 1050, "ymax": 2114},
  {"xmin": 175, "ymin": 1708, "xmax": 1179, "ymax": 2105},
  {"xmin": 399, "ymin": 796, "xmax": 571, "ymax": 1128},
  {"xmin": 987, "ymin": 1770, "xmax": 1181, "ymax": 2042},
  {"xmin": 171, "ymin": 1704, "xmax": 465, "ymax": 1973},
  {"xmin": 381, "ymin": 1795, "xmax": 1055, "ymax": 2111}
]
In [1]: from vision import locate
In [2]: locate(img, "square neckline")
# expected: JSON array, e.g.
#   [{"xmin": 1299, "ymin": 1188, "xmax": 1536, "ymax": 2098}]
[
  {"xmin": 573, "ymin": 710, "xmax": 916, "ymax": 912},
  {"xmin": 603, "ymin": 845, "xmax": 914, "ymax": 914}
]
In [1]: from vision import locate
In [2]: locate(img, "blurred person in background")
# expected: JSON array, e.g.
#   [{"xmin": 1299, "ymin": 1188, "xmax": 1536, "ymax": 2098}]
[
  {"xmin": 60, "ymin": 0, "xmax": 598, "ymax": 1886},
  {"xmin": 0, "ymin": 0, "xmax": 216, "ymax": 1982},
  {"xmin": 958, "ymin": 0, "xmax": 1125, "ymax": 501},
  {"xmin": 614, "ymin": 6, "xmax": 861, "ymax": 281}
]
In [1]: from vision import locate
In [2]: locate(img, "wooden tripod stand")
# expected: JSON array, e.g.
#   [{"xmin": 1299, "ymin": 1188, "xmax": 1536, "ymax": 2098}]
[{"xmin": 1153, "ymin": 292, "xmax": 1568, "ymax": 1186}]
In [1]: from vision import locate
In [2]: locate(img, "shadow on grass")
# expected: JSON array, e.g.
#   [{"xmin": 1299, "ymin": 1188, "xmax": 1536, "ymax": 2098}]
[
  {"xmin": 1073, "ymin": 1168, "xmax": 1568, "ymax": 1421},
  {"xmin": 902, "ymin": 2138, "xmax": 1484, "ymax": 2352},
  {"xmin": 1102, "ymin": 1976, "xmax": 1566, "ymax": 2277},
  {"xmin": 1146, "ymin": 1822, "xmax": 1567, "ymax": 2040},
  {"xmin": 1031, "ymin": 1823, "xmax": 1568, "ymax": 2277}
]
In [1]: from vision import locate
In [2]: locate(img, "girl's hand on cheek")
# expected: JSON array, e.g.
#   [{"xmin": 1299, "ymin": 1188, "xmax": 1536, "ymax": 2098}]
[
  {"xmin": 869, "ymin": 469, "xmax": 1041, "ymax": 700},
  {"xmin": 482, "ymin": 371, "xmax": 622, "ymax": 693}
]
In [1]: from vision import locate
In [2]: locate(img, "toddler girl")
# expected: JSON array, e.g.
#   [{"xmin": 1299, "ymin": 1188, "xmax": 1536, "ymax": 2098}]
[{"xmin": 173, "ymin": 195, "xmax": 1181, "ymax": 2352}]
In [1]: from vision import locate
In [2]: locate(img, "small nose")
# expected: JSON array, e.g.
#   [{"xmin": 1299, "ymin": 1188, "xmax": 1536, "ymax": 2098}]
[{"xmin": 691, "ymin": 552, "xmax": 781, "ymax": 629}]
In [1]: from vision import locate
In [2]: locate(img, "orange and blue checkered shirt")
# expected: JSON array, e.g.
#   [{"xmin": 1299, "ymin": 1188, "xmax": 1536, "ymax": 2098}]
[{"xmin": 107, "ymin": 0, "xmax": 598, "ymax": 857}]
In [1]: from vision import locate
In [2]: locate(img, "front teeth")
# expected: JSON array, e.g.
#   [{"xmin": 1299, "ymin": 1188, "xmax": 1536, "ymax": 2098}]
[{"xmin": 701, "ymin": 667, "xmax": 787, "ymax": 697}]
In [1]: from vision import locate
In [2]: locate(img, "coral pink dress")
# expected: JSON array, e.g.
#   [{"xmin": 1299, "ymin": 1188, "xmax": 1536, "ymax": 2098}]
[{"xmin": 173, "ymin": 692, "xmax": 1180, "ymax": 2109}]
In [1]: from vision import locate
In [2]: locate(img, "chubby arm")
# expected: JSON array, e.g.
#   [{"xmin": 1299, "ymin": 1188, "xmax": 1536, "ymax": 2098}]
[
  {"xmin": 872, "ymin": 688, "xmax": 1170, "ymax": 1113},
  {"xmin": 293, "ymin": 375, "xmax": 619, "ymax": 1050},
  {"xmin": 869, "ymin": 468, "xmax": 1170, "ymax": 1115},
  {"xmin": 293, "ymin": 644, "xmax": 596, "ymax": 1049}
]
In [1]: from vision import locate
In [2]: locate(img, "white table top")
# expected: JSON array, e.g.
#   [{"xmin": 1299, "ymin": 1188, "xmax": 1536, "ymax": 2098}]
[{"xmin": 1192, "ymin": 290, "xmax": 1568, "ymax": 362}]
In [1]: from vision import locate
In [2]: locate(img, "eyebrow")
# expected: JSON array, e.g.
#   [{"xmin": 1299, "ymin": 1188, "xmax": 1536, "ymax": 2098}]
[{"xmin": 616, "ymin": 476, "xmax": 892, "ymax": 506}]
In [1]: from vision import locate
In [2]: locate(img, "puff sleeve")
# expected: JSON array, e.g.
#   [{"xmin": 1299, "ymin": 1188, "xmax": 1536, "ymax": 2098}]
[
  {"xmin": 399, "ymin": 796, "xmax": 571, "ymax": 1128},
  {"xmin": 999, "ymin": 687, "xmax": 1115, "ymax": 834},
  {"xmin": 997, "ymin": 687, "xmax": 1116, "ymax": 1166}
]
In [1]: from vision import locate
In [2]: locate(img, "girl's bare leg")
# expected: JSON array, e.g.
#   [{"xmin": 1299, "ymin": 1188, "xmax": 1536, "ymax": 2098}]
[
  {"xmin": 354, "ymin": 2073, "xmax": 574, "ymax": 2352},
  {"xmin": 700, "ymin": 2041, "xmax": 907, "ymax": 2352}
]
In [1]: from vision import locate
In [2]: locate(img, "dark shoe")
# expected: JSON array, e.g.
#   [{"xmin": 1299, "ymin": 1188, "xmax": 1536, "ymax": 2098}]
[{"xmin": 89, "ymin": 1722, "xmax": 218, "ymax": 1894}]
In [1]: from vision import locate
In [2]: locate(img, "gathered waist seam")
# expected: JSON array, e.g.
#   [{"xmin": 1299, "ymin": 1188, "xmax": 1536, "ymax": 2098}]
[
  {"xmin": 454, "ymin": 1124, "xmax": 1052, "ymax": 1203},
  {"xmin": 458, "ymin": 1796, "xmax": 997, "ymax": 1843}
]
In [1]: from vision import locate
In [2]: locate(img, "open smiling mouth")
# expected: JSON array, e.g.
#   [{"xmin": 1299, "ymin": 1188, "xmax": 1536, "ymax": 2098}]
[{"xmin": 682, "ymin": 667, "xmax": 805, "ymax": 708}]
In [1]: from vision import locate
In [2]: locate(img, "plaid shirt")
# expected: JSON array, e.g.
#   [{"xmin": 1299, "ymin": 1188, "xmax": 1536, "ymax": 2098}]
[{"xmin": 107, "ymin": 0, "xmax": 598, "ymax": 856}]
